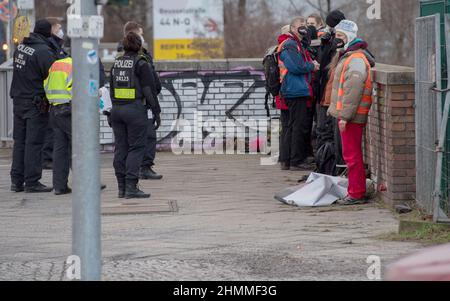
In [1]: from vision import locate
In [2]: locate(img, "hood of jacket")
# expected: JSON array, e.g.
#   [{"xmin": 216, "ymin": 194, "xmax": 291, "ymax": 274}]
[
  {"xmin": 341, "ymin": 38, "xmax": 376, "ymax": 67},
  {"xmin": 23, "ymin": 33, "xmax": 52, "ymax": 47},
  {"xmin": 278, "ymin": 34, "xmax": 291, "ymax": 45}
]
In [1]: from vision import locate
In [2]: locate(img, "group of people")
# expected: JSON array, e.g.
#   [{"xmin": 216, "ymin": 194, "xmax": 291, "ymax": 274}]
[
  {"xmin": 9, "ymin": 18, "xmax": 163, "ymax": 199},
  {"xmin": 275, "ymin": 11, "xmax": 375, "ymax": 205}
]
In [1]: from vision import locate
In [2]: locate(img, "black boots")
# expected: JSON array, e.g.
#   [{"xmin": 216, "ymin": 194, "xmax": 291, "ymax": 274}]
[
  {"xmin": 55, "ymin": 187, "xmax": 72, "ymax": 196},
  {"xmin": 25, "ymin": 182, "xmax": 53, "ymax": 193},
  {"xmin": 140, "ymin": 166, "xmax": 163, "ymax": 180},
  {"xmin": 125, "ymin": 180, "xmax": 150, "ymax": 199},
  {"xmin": 11, "ymin": 183, "xmax": 24, "ymax": 192}
]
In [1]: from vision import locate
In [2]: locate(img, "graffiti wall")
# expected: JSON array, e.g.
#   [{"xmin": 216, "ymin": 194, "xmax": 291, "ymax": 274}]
[{"xmin": 100, "ymin": 59, "xmax": 278, "ymax": 151}]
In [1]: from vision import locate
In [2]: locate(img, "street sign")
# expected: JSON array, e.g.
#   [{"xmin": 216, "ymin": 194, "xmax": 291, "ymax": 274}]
[
  {"xmin": 17, "ymin": 0, "xmax": 34, "ymax": 10},
  {"xmin": 68, "ymin": 15, "xmax": 104, "ymax": 39},
  {"xmin": 0, "ymin": 0, "xmax": 17, "ymax": 23},
  {"xmin": 153, "ymin": 0, "xmax": 224, "ymax": 60}
]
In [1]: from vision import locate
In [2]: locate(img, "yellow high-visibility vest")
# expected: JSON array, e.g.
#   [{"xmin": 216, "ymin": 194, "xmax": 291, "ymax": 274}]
[{"xmin": 44, "ymin": 57, "xmax": 73, "ymax": 106}]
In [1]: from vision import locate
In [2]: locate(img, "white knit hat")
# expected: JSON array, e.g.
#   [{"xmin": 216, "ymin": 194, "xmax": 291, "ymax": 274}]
[{"xmin": 335, "ymin": 20, "xmax": 358, "ymax": 48}]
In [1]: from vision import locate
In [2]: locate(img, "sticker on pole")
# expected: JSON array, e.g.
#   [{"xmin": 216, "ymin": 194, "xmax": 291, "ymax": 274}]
[
  {"xmin": 87, "ymin": 50, "xmax": 98, "ymax": 65},
  {"xmin": 88, "ymin": 80, "xmax": 99, "ymax": 97}
]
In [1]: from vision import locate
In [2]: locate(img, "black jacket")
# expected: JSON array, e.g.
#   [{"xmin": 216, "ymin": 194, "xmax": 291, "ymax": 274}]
[
  {"xmin": 49, "ymin": 36, "xmax": 69, "ymax": 60},
  {"xmin": 317, "ymin": 41, "xmax": 337, "ymax": 104},
  {"xmin": 110, "ymin": 52, "xmax": 161, "ymax": 116},
  {"xmin": 10, "ymin": 33, "xmax": 58, "ymax": 99},
  {"xmin": 117, "ymin": 42, "xmax": 162, "ymax": 97}
]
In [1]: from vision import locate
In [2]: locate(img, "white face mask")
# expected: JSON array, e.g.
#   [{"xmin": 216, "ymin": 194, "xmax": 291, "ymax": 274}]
[
  {"xmin": 55, "ymin": 29, "xmax": 64, "ymax": 40},
  {"xmin": 140, "ymin": 35, "xmax": 145, "ymax": 46}
]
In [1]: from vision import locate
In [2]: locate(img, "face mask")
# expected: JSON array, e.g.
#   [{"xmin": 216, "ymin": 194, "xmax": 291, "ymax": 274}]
[
  {"xmin": 297, "ymin": 26, "xmax": 308, "ymax": 37},
  {"xmin": 334, "ymin": 38, "xmax": 345, "ymax": 49},
  {"xmin": 55, "ymin": 29, "xmax": 64, "ymax": 40},
  {"xmin": 140, "ymin": 35, "xmax": 145, "ymax": 46}
]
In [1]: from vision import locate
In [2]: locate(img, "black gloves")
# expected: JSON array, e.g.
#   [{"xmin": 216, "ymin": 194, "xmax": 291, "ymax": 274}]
[
  {"xmin": 103, "ymin": 111, "xmax": 112, "ymax": 128},
  {"xmin": 153, "ymin": 114, "xmax": 161, "ymax": 130}
]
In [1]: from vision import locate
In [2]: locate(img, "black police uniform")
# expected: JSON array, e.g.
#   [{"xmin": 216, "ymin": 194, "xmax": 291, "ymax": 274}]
[
  {"xmin": 139, "ymin": 48, "xmax": 162, "ymax": 175},
  {"xmin": 42, "ymin": 36, "xmax": 69, "ymax": 169},
  {"xmin": 10, "ymin": 32, "xmax": 57, "ymax": 192},
  {"xmin": 110, "ymin": 52, "xmax": 161, "ymax": 199}
]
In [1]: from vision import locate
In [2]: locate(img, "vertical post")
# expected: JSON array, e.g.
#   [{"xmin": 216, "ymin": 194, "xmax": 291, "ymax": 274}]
[
  {"xmin": 70, "ymin": 0, "xmax": 102, "ymax": 281},
  {"xmin": 6, "ymin": 0, "xmax": 14, "ymax": 59}
]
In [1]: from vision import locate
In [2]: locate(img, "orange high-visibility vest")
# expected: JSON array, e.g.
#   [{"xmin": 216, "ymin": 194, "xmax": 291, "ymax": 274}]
[{"xmin": 336, "ymin": 52, "xmax": 373, "ymax": 118}]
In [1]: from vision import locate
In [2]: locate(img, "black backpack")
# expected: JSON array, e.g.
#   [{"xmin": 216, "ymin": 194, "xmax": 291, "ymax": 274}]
[{"xmin": 262, "ymin": 46, "xmax": 281, "ymax": 117}]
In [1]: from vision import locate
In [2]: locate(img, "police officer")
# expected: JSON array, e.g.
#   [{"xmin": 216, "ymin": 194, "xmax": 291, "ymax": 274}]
[
  {"xmin": 10, "ymin": 19, "xmax": 57, "ymax": 193},
  {"xmin": 42, "ymin": 17, "xmax": 70, "ymax": 170},
  {"xmin": 44, "ymin": 56, "xmax": 73, "ymax": 195},
  {"xmin": 118, "ymin": 22, "xmax": 163, "ymax": 180},
  {"xmin": 110, "ymin": 32, "xmax": 161, "ymax": 199}
]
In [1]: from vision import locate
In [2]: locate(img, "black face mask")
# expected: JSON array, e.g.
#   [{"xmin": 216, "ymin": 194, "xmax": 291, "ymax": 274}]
[
  {"xmin": 333, "ymin": 38, "xmax": 345, "ymax": 49},
  {"xmin": 297, "ymin": 26, "xmax": 308, "ymax": 37}
]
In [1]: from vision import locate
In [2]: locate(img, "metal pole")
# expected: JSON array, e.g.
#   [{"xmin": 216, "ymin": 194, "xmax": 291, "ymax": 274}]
[
  {"xmin": 7, "ymin": 0, "xmax": 14, "ymax": 59},
  {"xmin": 71, "ymin": 0, "xmax": 102, "ymax": 281}
]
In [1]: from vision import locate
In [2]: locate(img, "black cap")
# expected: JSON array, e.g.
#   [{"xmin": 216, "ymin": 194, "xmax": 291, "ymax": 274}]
[
  {"xmin": 326, "ymin": 10, "xmax": 346, "ymax": 28},
  {"xmin": 34, "ymin": 19, "xmax": 52, "ymax": 38}
]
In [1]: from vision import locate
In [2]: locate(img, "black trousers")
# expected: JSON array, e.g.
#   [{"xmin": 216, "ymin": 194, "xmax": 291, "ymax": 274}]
[
  {"xmin": 111, "ymin": 101, "xmax": 148, "ymax": 183},
  {"xmin": 10, "ymin": 98, "xmax": 49, "ymax": 187},
  {"xmin": 279, "ymin": 110, "xmax": 290, "ymax": 164},
  {"xmin": 284, "ymin": 98, "xmax": 311, "ymax": 166},
  {"xmin": 141, "ymin": 118, "xmax": 157, "ymax": 168},
  {"xmin": 42, "ymin": 123, "xmax": 54, "ymax": 164},
  {"xmin": 50, "ymin": 106, "xmax": 72, "ymax": 190}
]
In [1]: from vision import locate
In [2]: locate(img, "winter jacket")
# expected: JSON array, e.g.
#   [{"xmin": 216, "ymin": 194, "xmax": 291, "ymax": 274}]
[
  {"xmin": 328, "ymin": 39, "xmax": 376, "ymax": 124},
  {"xmin": 10, "ymin": 33, "xmax": 58, "ymax": 99},
  {"xmin": 278, "ymin": 34, "xmax": 315, "ymax": 99}
]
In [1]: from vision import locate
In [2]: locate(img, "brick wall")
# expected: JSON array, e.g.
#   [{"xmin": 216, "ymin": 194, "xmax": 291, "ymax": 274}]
[{"xmin": 366, "ymin": 64, "xmax": 416, "ymax": 206}]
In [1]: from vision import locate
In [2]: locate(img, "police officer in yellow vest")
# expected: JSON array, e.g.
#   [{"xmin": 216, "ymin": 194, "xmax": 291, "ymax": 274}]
[
  {"xmin": 110, "ymin": 32, "xmax": 161, "ymax": 199},
  {"xmin": 44, "ymin": 57, "xmax": 73, "ymax": 195}
]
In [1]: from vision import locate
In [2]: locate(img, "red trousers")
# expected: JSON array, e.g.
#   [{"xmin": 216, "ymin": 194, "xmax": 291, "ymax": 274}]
[{"xmin": 340, "ymin": 122, "xmax": 366, "ymax": 199}]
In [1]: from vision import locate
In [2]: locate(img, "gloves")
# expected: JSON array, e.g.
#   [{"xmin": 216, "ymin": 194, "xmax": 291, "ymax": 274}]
[
  {"xmin": 153, "ymin": 114, "xmax": 161, "ymax": 131},
  {"xmin": 103, "ymin": 111, "xmax": 112, "ymax": 128}
]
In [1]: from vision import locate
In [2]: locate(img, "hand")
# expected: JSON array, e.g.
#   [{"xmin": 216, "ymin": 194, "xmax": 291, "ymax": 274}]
[
  {"xmin": 313, "ymin": 60, "xmax": 320, "ymax": 71},
  {"xmin": 339, "ymin": 120, "xmax": 347, "ymax": 132},
  {"xmin": 153, "ymin": 115, "xmax": 161, "ymax": 131}
]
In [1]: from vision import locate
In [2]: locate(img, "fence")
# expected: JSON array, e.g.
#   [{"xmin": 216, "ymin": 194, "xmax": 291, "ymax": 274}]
[
  {"xmin": 0, "ymin": 60, "xmax": 13, "ymax": 147},
  {"xmin": 415, "ymin": 14, "xmax": 450, "ymax": 222}
]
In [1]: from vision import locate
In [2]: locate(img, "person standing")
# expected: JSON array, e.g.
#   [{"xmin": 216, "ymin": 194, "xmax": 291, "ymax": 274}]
[
  {"xmin": 278, "ymin": 17, "xmax": 319, "ymax": 171},
  {"xmin": 327, "ymin": 20, "xmax": 375, "ymax": 205},
  {"xmin": 41, "ymin": 17, "xmax": 69, "ymax": 170},
  {"xmin": 44, "ymin": 56, "xmax": 73, "ymax": 195},
  {"xmin": 110, "ymin": 32, "xmax": 161, "ymax": 199},
  {"xmin": 315, "ymin": 10, "xmax": 346, "ymax": 175},
  {"xmin": 118, "ymin": 22, "xmax": 163, "ymax": 180},
  {"xmin": 10, "ymin": 19, "xmax": 57, "ymax": 193}
]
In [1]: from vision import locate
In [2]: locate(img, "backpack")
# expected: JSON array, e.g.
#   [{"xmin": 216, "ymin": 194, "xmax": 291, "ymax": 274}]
[{"xmin": 262, "ymin": 45, "xmax": 280, "ymax": 117}]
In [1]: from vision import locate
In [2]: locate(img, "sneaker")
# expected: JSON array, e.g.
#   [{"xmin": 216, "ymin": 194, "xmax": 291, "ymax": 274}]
[
  {"xmin": 25, "ymin": 182, "xmax": 53, "ymax": 193},
  {"xmin": 336, "ymin": 196, "xmax": 370, "ymax": 206}
]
